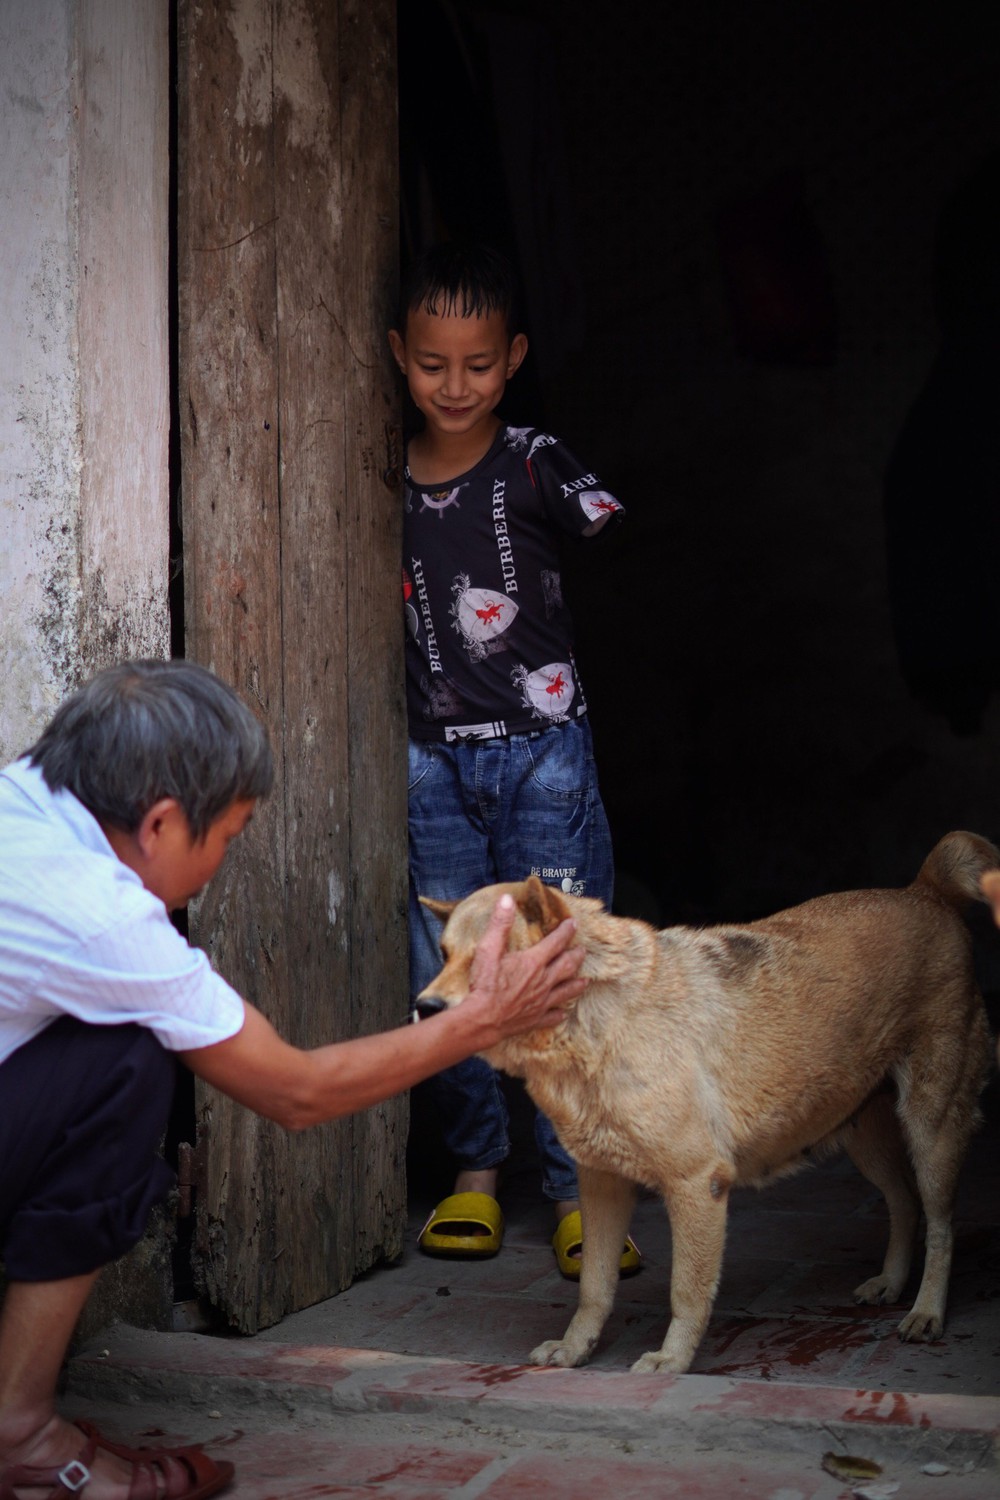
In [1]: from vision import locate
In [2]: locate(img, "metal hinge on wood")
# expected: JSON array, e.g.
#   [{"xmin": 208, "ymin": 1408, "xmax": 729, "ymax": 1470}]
[{"xmin": 176, "ymin": 1139, "xmax": 207, "ymax": 1219}]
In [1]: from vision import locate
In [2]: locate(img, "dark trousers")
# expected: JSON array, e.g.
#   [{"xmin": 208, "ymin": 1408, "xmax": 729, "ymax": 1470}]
[{"xmin": 0, "ymin": 1016, "xmax": 177, "ymax": 1281}]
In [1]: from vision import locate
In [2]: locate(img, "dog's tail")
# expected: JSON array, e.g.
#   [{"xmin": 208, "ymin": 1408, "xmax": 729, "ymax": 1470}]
[{"xmin": 914, "ymin": 830, "xmax": 1000, "ymax": 915}]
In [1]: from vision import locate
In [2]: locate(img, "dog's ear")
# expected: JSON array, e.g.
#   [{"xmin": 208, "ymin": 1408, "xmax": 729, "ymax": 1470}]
[
  {"xmin": 420, "ymin": 895, "xmax": 459, "ymax": 921},
  {"xmin": 519, "ymin": 875, "xmax": 571, "ymax": 937}
]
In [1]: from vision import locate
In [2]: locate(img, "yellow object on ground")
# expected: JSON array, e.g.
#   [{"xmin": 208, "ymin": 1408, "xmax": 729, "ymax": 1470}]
[
  {"xmin": 418, "ymin": 1191, "xmax": 504, "ymax": 1257},
  {"xmin": 551, "ymin": 1209, "xmax": 642, "ymax": 1279}
]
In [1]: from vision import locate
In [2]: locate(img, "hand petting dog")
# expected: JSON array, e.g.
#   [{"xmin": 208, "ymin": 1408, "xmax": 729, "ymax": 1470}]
[{"xmin": 465, "ymin": 895, "xmax": 585, "ymax": 1041}]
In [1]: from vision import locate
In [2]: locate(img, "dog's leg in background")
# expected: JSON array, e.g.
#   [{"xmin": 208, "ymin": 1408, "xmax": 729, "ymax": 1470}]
[
  {"xmin": 844, "ymin": 1092, "xmax": 920, "ymax": 1308},
  {"xmin": 893, "ymin": 1112, "xmax": 969, "ymax": 1341},
  {"xmin": 529, "ymin": 1165, "xmax": 635, "ymax": 1369},
  {"xmin": 631, "ymin": 1167, "xmax": 730, "ymax": 1374},
  {"xmin": 894, "ymin": 1037, "xmax": 985, "ymax": 1341},
  {"xmin": 895, "ymin": 1130, "xmax": 958, "ymax": 1342}
]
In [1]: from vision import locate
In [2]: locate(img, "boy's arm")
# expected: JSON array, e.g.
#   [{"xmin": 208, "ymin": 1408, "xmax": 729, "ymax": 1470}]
[
  {"xmin": 529, "ymin": 436, "xmax": 624, "ymax": 539},
  {"xmin": 180, "ymin": 898, "xmax": 583, "ymax": 1130}
]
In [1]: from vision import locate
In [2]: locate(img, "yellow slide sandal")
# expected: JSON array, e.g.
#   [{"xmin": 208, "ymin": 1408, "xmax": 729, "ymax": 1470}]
[
  {"xmin": 552, "ymin": 1208, "xmax": 641, "ymax": 1279},
  {"xmin": 418, "ymin": 1191, "xmax": 504, "ymax": 1257}
]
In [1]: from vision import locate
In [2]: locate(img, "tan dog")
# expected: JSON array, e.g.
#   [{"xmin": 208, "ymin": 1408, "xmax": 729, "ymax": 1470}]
[{"xmin": 417, "ymin": 832, "xmax": 998, "ymax": 1375}]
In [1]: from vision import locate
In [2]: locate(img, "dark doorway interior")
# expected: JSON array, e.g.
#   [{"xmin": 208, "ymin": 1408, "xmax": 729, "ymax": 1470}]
[
  {"xmin": 398, "ymin": 0, "xmax": 1000, "ymax": 1195},
  {"xmin": 397, "ymin": 0, "xmax": 1000, "ymax": 918}
]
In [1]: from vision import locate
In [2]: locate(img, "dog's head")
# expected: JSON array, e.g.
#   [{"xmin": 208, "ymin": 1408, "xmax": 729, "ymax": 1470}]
[{"xmin": 413, "ymin": 876, "xmax": 573, "ymax": 1024}]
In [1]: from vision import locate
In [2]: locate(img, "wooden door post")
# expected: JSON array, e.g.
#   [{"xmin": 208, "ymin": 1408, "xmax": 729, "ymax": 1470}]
[{"xmin": 178, "ymin": 0, "xmax": 404, "ymax": 1333}]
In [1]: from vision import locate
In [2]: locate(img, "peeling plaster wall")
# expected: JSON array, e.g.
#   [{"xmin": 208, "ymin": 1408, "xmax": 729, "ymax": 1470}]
[
  {"xmin": 78, "ymin": 0, "xmax": 170, "ymax": 669},
  {"xmin": 0, "ymin": 0, "xmax": 169, "ymax": 764},
  {"xmin": 0, "ymin": 0, "xmax": 82, "ymax": 758}
]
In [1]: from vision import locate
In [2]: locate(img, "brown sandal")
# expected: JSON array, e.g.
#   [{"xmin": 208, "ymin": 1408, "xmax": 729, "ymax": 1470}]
[
  {"xmin": 0, "ymin": 1429, "xmax": 234, "ymax": 1498},
  {"xmin": 73, "ymin": 1422, "xmax": 209, "ymax": 1465}
]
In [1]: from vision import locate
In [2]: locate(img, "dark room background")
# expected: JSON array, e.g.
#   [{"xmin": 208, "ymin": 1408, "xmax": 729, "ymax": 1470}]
[{"xmin": 397, "ymin": 0, "xmax": 1000, "ymax": 933}]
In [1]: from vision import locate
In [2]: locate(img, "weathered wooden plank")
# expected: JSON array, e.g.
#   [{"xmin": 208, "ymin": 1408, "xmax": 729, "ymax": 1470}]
[
  {"xmin": 179, "ymin": 0, "xmax": 403, "ymax": 1332},
  {"xmin": 270, "ymin": 0, "xmax": 356, "ymax": 1304},
  {"xmin": 337, "ymin": 0, "xmax": 408, "ymax": 1270},
  {"xmin": 178, "ymin": 0, "xmax": 291, "ymax": 1329}
]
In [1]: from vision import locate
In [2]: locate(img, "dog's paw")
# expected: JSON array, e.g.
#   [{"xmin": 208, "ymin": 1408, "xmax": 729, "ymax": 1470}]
[
  {"xmin": 629, "ymin": 1349, "xmax": 690, "ymax": 1375},
  {"xmin": 853, "ymin": 1274, "xmax": 902, "ymax": 1307},
  {"xmin": 529, "ymin": 1338, "xmax": 589, "ymax": 1368},
  {"xmin": 897, "ymin": 1307, "xmax": 944, "ymax": 1343}
]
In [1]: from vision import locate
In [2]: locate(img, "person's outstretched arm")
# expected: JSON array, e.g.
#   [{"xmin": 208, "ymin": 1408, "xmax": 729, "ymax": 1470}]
[{"xmin": 180, "ymin": 896, "xmax": 583, "ymax": 1129}]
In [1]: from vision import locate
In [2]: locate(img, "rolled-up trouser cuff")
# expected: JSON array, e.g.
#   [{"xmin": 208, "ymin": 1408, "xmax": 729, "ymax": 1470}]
[
  {"xmin": 2, "ymin": 1156, "xmax": 176, "ymax": 1280},
  {"xmin": 0, "ymin": 1016, "xmax": 177, "ymax": 1281}
]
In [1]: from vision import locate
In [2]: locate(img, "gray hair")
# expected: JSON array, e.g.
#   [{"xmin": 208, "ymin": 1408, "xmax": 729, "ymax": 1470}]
[{"xmin": 28, "ymin": 659, "xmax": 274, "ymax": 839}]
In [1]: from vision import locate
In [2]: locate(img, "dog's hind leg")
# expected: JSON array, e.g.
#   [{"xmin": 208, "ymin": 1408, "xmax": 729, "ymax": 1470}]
[
  {"xmin": 529, "ymin": 1165, "xmax": 635, "ymax": 1369},
  {"xmin": 843, "ymin": 1091, "xmax": 920, "ymax": 1308},
  {"xmin": 631, "ymin": 1167, "xmax": 730, "ymax": 1375},
  {"xmin": 894, "ymin": 1069, "xmax": 980, "ymax": 1343}
]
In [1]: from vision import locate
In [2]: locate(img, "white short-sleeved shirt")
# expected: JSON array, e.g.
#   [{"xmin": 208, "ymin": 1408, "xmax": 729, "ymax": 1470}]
[{"xmin": 0, "ymin": 758, "xmax": 246, "ymax": 1067}]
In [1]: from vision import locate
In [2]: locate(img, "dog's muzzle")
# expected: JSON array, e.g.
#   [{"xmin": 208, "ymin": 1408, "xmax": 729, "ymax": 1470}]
[{"xmin": 412, "ymin": 995, "xmax": 448, "ymax": 1022}]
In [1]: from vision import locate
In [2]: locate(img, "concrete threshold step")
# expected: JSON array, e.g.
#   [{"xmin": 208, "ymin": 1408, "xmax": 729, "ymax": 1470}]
[{"xmin": 68, "ymin": 1325, "xmax": 1000, "ymax": 1473}]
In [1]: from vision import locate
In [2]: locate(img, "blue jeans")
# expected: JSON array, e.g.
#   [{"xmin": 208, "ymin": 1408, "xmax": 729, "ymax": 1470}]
[{"xmin": 408, "ymin": 717, "xmax": 614, "ymax": 1202}]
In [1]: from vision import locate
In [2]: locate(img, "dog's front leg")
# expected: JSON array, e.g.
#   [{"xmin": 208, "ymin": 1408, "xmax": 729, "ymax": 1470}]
[
  {"xmin": 529, "ymin": 1165, "xmax": 635, "ymax": 1369},
  {"xmin": 631, "ymin": 1170, "xmax": 729, "ymax": 1375}
]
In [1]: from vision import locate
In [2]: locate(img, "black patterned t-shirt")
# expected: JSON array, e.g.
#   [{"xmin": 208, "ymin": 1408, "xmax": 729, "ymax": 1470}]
[{"xmin": 403, "ymin": 424, "xmax": 623, "ymax": 742}]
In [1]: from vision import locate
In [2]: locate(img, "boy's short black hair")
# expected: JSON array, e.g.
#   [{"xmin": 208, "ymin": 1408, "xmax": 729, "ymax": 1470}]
[
  {"xmin": 397, "ymin": 240, "xmax": 522, "ymax": 335},
  {"xmin": 28, "ymin": 658, "xmax": 274, "ymax": 839}
]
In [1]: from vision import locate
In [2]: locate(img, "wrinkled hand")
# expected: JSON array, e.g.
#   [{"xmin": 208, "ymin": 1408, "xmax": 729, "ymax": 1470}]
[{"xmin": 467, "ymin": 895, "xmax": 586, "ymax": 1039}]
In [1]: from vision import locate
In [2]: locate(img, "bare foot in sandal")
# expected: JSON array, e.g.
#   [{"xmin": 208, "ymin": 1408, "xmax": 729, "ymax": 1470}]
[{"xmin": 0, "ymin": 1411, "xmax": 233, "ymax": 1499}]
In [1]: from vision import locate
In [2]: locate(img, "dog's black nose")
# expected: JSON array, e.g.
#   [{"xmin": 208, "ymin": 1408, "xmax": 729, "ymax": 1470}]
[{"xmin": 413, "ymin": 996, "xmax": 448, "ymax": 1022}]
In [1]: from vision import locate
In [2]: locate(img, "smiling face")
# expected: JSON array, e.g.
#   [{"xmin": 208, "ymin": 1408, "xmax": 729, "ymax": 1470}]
[{"xmin": 389, "ymin": 306, "xmax": 527, "ymax": 454}]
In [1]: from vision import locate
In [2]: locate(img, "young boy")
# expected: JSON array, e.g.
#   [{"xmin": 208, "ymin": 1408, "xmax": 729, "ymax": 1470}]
[
  {"xmin": 390, "ymin": 242, "xmax": 635, "ymax": 1275},
  {"xmin": 0, "ymin": 658, "xmax": 585, "ymax": 1500}
]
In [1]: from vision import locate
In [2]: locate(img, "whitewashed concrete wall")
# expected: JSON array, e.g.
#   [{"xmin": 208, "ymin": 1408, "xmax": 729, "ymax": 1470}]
[{"xmin": 0, "ymin": 0, "xmax": 169, "ymax": 764}]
